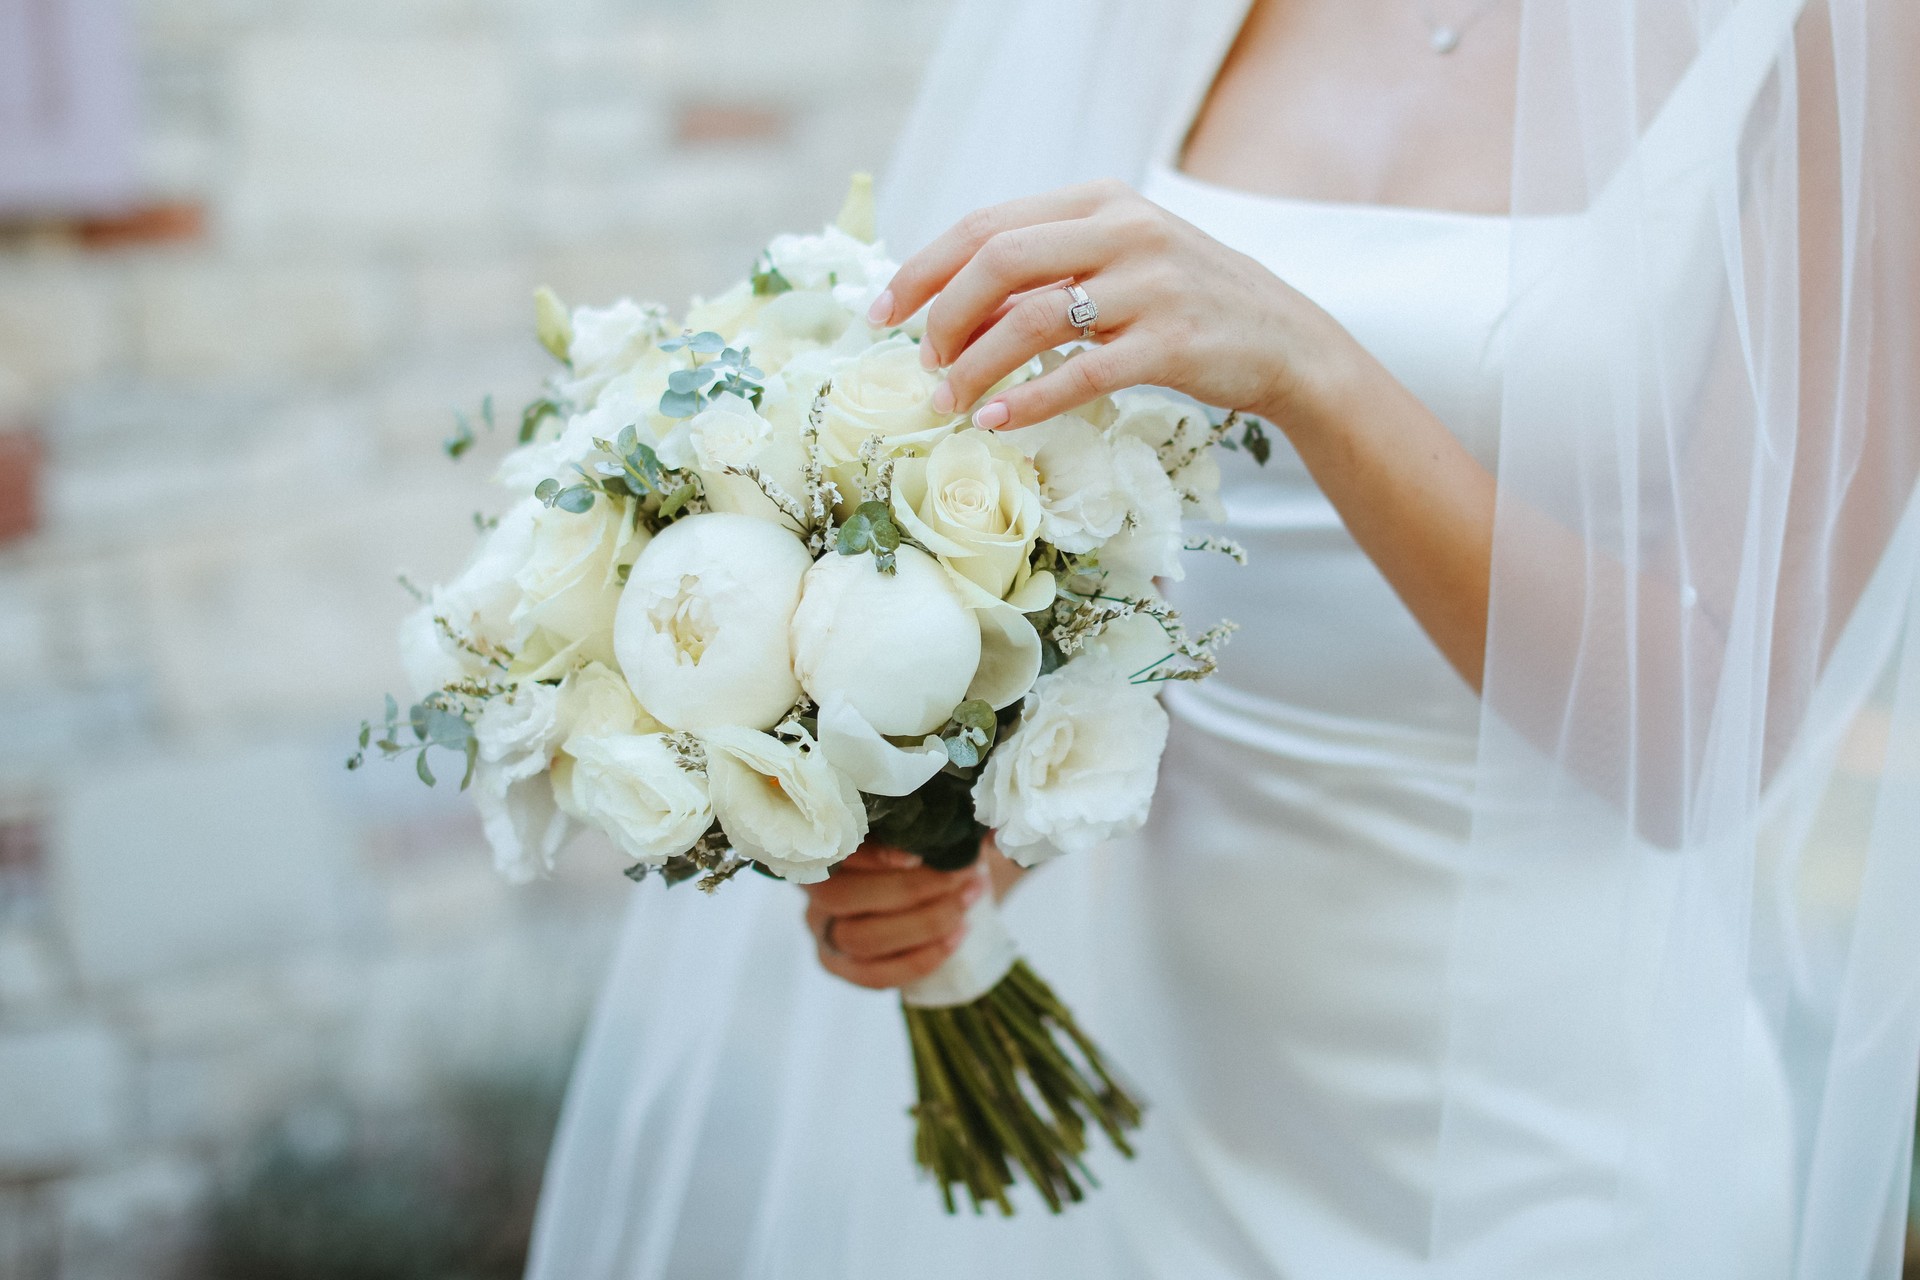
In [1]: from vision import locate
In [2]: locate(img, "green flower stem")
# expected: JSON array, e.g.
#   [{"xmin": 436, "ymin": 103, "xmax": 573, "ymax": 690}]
[{"xmin": 901, "ymin": 960, "xmax": 1144, "ymax": 1215}]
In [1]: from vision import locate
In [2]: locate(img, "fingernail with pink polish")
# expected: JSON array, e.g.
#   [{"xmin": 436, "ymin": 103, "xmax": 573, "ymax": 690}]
[
  {"xmin": 931, "ymin": 382, "xmax": 955, "ymax": 415},
  {"xmin": 918, "ymin": 339, "xmax": 940, "ymax": 371},
  {"xmin": 867, "ymin": 290, "xmax": 894, "ymax": 326},
  {"xmin": 960, "ymin": 878, "xmax": 986, "ymax": 905},
  {"xmin": 972, "ymin": 401, "xmax": 1009, "ymax": 430}
]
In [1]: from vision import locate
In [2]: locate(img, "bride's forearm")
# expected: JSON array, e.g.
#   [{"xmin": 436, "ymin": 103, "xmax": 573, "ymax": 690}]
[{"xmin": 1270, "ymin": 333, "xmax": 1498, "ymax": 692}]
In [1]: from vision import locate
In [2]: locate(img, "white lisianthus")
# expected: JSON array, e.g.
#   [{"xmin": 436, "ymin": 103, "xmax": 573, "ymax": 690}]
[
  {"xmin": 1099, "ymin": 435, "xmax": 1187, "ymax": 582},
  {"xmin": 559, "ymin": 734, "xmax": 712, "ymax": 866},
  {"xmin": 511, "ymin": 493, "xmax": 646, "ymax": 672},
  {"xmin": 614, "ymin": 512, "xmax": 812, "ymax": 731},
  {"xmin": 817, "ymin": 335, "xmax": 957, "ymax": 466},
  {"xmin": 890, "ymin": 430, "xmax": 1045, "ymax": 602},
  {"xmin": 972, "ymin": 660, "xmax": 1170, "ymax": 866},
  {"xmin": 654, "ymin": 392, "xmax": 808, "ymax": 524},
  {"xmin": 1109, "ymin": 393, "xmax": 1226, "ymax": 520},
  {"xmin": 565, "ymin": 299, "xmax": 671, "ymax": 405},
  {"xmin": 791, "ymin": 546, "xmax": 981, "ymax": 737},
  {"xmin": 766, "ymin": 224, "xmax": 891, "ymax": 293},
  {"xmin": 1006, "ymin": 415, "xmax": 1129, "ymax": 554},
  {"xmin": 473, "ymin": 681, "xmax": 564, "ymax": 782},
  {"xmin": 703, "ymin": 726, "xmax": 867, "ymax": 884},
  {"xmin": 473, "ymin": 764, "xmax": 571, "ymax": 884},
  {"xmin": 401, "ymin": 499, "xmax": 538, "ymax": 696}
]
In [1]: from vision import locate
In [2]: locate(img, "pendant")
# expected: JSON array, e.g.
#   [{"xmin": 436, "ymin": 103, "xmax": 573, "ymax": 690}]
[{"xmin": 1430, "ymin": 25, "xmax": 1462, "ymax": 53}]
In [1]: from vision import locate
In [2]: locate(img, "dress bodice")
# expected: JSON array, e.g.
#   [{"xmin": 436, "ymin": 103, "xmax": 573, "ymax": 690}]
[{"xmin": 1142, "ymin": 163, "xmax": 1510, "ymax": 758}]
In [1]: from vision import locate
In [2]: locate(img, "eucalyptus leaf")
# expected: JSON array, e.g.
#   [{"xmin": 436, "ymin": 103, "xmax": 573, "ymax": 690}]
[
  {"xmin": 667, "ymin": 368, "xmax": 710, "ymax": 394},
  {"xmin": 688, "ymin": 331, "xmax": 726, "ymax": 354},
  {"xmin": 534, "ymin": 478, "xmax": 560, "ymax": 504},
  {"xmin": 555, "ymin": 485, "xmax": 597, "ymax": 514},
  {"xmin": 416, "ymin": 750, "xmax": 436, "ymax": 787},
  {"xmin": 660, "ymin": 389, "xmax": 701, "ymax": 419}
]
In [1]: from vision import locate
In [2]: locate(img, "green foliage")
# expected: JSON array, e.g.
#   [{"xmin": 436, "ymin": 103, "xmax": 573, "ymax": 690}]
[
  {"xmin": 655, "ymin": 332, "xmax": 765, "ymax": 419},
  {"xmin": 1218, "ymin": 412, "xmax": 1274, "ymax": 466},
  {"xmin": 869, "ymin": 771, "xmax": 986, "ymax": 872},
  {"xmin": 443, "ymin": 395, "xmax": 495, "ymax": 460},
  {"xmin": 750, "ymin": 252, "xmax": 793, "ymax": 297},
  {"xmin": 835, "ymin": 500, "xmax": 902, "ymax": 573},
  {"xmin": 519, "ymin": 396, "xmax": 562, "ymax": 445},
  {"xmin": 941, "ymin": 699, "xmax": 999, "ymax": 769},
  {"xmin": 346, "ymin": 693, "xmax": 479, "ymax": 791}
]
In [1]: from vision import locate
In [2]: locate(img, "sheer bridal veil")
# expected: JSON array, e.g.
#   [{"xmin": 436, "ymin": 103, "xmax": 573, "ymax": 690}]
[{"xmin": 527, "ymin": 1, "xmax": 1919, "ymax": 1276}]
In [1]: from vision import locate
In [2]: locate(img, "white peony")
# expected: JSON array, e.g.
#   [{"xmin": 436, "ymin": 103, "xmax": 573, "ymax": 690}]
[
  {"xmin": 511, "ymin": 492, "xmax": 646, "ymax": 672},
  {"xmin": 972, "ymin": 659, "xmax": 1170, "ymax": 866},
  {"xmin": 1099, "ymin": 435, "xmax": 1187, "ymax": 582},
  {"xmin": 739, "ymin": 289, "xmax": 858, "ymax": 373},
  {"xmin": 791, "ymin": 546, "xmax": 981, "ymax": 738},
  {"xmin": 1008, "ymin": 415, "xmax": 1130, "ymax": 554},
  {"xmin": 890, "ymin": 430, "xmax": 1045, "ymax": 602},
  {"xmin": 559, "ymin": 733, "xmax": 712, "ymax": 866},
  {"xmin": 614, "ymin": 512, "xmax": 812, "ymax": 731},
  {"xmin": 703, "ymin": 726, "xmax": 867, "ymax": 884},
  {"xmin": 816, "ymin": 335, "xmax": 958, "ymax": 466}
]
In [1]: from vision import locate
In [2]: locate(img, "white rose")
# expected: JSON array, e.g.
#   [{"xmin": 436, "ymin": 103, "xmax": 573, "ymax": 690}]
[
  {"xmin": 613, "ymin": 512, "xmax": 812, "ymax": 731},
  {"xmin": 890, "ymin": 430, "xmax": 1045, "ymax": 602},
  {"xmin": 791, "ymin": 546, "xmax": 981, "ymax": 738},
  {"xmin": 817, "ymin": 335, "xmax": 958, "ymax": 466},
  {"xmin": 559, "ymin": 733, "xmax": 712, "ymax": 867},
  {"xmin": 738, "ymin": 289, "xmax": 857, "ymax": 373},
  {"xmin": 972, "ymin": 660, "xmax": 1170, "ymax": 866},
  {"xmin": 555, "ymin": 661, "xmax": 659, "ymax": 747},
  {"xmin": 703, "ymin": 726, "xmax": 867, "ymax": 883},
  {"xmin": 511, "ymin": 493, "xmax": 646, "ymax": 670},
  {"xmin": 1098, "ymin": 435, "xmax": 1187, "ymax": 582},
  {"xmin": 1005, "ymin": 415, "xmax": 1129, "ymax": 555},
  {"xmin": 566, "ymin": 299, "xmax": 670, "ymax": 403},
  {"xmin": 473, "ymin": 763, "xmax": 571, "ymax": 884},
  {"xmin": 766, "ymin": 224, "xmax": 891, "ymax": 293},
  {"xmin": 684, "ymin": 280, "xmax": 767, "ymax": 337},
  {"xmin": 654, "ymin": 392, "xmax": 808, "ymax": 525}
]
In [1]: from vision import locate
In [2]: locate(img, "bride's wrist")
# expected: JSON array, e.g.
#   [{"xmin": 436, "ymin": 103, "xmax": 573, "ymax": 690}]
[{"xmin": 1256, "ymin": 315, "xmax": 1380, "ymax": 450}]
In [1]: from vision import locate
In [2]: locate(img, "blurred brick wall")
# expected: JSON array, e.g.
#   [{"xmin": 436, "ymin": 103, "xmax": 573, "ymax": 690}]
[{"xmin": 0, "ymin": 1, "xmax": 949, "ymax": 1274}]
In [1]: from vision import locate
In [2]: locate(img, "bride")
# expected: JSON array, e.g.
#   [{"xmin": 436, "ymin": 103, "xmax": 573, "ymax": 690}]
[{"xmin": 525, "ymin": 1, "xmax": 1920, "ymax": 1276}]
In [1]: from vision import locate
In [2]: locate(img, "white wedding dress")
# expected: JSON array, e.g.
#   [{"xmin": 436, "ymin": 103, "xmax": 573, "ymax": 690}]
[{"xmin": 523, "ymin": 2, "xmax": 1915, "ymax": 1275}]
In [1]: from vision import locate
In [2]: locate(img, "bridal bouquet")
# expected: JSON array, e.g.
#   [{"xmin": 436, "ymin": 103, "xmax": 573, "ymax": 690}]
[{"xmin": 352, "ymin": 176, "xmax": 1265, "ymax": 1214}]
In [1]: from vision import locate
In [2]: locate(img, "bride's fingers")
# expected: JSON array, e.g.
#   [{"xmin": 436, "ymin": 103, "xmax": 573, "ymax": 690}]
[
  {"xmin": 918, "ymin": 219, "xmax": 1119, "ymax": 369},
  {"xmin": 971, "ymin": 338, "xmax": 1148, "ymax": 431},
  {"xmin": 937, "ymin": 277, "xmax": 1135, "ymax": 415},
  {"xmin": 872, "ymin": 179, "xmax": 1127, "ymax": 327},
  {"xmin": 807, "ymin": 862, "xmax": 970, "ymax": 916},
  {"xmin": 820, "ymin": 931, "xmax": 968, "ymax": 991},
  {"xmin": 826, "ymin": 882, "xmax": 980, "ymax": 962}
]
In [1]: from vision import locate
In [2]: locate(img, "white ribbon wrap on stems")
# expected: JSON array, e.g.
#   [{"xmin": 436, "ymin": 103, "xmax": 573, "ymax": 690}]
[{"xmin": 901, "ymin": 892, "xmax": 1018, "ymax": 1008}]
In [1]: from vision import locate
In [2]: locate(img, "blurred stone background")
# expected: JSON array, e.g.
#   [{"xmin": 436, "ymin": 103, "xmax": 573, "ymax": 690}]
[{"xmin": 0, "ymin": 0, "xmax": 948, "ymax": 1275}]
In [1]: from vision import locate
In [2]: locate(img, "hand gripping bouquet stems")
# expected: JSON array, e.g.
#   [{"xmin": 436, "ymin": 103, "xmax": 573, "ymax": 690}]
[{"xmin": 351, "ymin": 175, "xmax": 1268, "ymax": 1214}]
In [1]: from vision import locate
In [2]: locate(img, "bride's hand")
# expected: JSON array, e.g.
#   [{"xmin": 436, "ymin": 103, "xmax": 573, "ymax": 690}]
[
  {"xmin": 802, "ymin": 845, "xmax": 987, "ymax": 990},
  {"xmin": 867, "ymin": 179, "xmax": 1357, "ymax": 431}
]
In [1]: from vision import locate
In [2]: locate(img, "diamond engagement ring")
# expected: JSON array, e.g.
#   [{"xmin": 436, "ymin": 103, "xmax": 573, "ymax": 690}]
[{"xmin": 1063, "ymin": 282, "xmax": 1099, "ymax": 340}]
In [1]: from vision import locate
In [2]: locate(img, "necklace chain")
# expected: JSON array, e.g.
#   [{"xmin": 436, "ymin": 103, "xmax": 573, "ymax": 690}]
[{"xmin": 1416, "ymin": 0, "xmax": 1507, "ymax": 54}]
